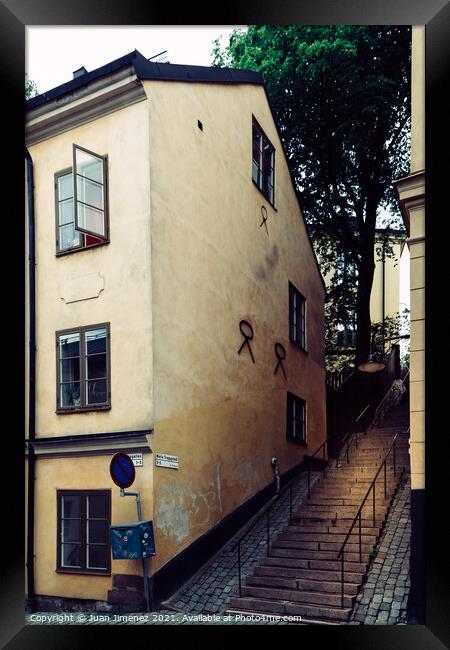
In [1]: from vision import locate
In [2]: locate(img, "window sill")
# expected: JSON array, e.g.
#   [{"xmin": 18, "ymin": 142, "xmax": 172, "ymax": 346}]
[
  {"xmin": 289, "ymin": 338, "xmax": 308, "ymax": 354},
  {"xmin": 56, "ymin": 241, "xmax": 109, "ymax": 257},
  {"xmin": 287, "ymin": 437, "xmax": 307, "ymax": 447},
  {"xmin": 56, "ymin": 568, "xmax": 111, "ymax": 576},
  {"xmin": 56, "ymin": 405, "xmax": 111, "ymax": 415},
  {"xmin": 252, "ymin": 179, "xmax": 277, "ymax": 211}
]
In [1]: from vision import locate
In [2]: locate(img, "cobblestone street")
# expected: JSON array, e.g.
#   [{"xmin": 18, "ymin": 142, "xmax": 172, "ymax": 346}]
[{"xmin": 349, "ymin": 474, "xmax": 411, "ymax": 625}]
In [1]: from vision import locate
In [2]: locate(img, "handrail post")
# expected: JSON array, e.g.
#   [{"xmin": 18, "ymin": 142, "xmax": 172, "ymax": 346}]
[
  {"xmin": 356, "ymin": 431, "xmax": 358, "ymax": 449},
  {"xmin": 341, "ymin": 551, "xmax": 345, "ymax": 608},
  {"xmin": 346, "ymin": 438, "xmax": 349, "ymax": 464},
  {"xmin": 372, "ymin": 483, "xmax": 376, "ymax": 527},
  {"xmin": 393, "ymin": 439, "xmax": 396, "ymax": 476},
  {"xmin": 289, "ymin": 485, "xmax": 293, "ymax": 525},
  {"xmin": 238, "ymin": 543, "xmax": 242, "ymax": 597},
  {"xmin": 358, "ymin": 511, "xmax": 362, "ymax": 563},
  {"xmin": 384, "ymin": 461, "xmax": 387, "ymax": 500},
  {"xmin": 267, "ymin": 511, "xmax": 270, "ymax": 556}
]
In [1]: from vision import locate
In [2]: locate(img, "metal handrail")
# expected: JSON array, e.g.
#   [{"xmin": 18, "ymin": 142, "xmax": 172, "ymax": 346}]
[
  {"xmin": 231, "ymin": 403, "xmax": 371, "ymax": 597},
  {"xmin": 336, "ymin": 427, "xmax": 409, "ymax": 607},
  {"xmin": 373, "ymin": 369, "xmax": 409, "ymax": 426}
]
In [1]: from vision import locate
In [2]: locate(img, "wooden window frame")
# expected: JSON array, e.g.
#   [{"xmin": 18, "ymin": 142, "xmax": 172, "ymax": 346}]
[
  {"xmin": 289, "ymin": 281, "xmax": 307, "ymax": 351},
  {"xmin": 286, "ymin": 391, "xmax": 307, "ymax": 445},
  {"xmin": 252, "ymin": 117, "xmax": 275, "ymax": 207},
  {"xmin": 54, "ymin": 148, "xmax": 109, "ymax": 256},
  {"xmin": 56, "ymin": 489, "xmax": 111, "ymax": 575},
  {"xmin": 56, "ymin": 322, "xmax": 111, "ymax": 414}
]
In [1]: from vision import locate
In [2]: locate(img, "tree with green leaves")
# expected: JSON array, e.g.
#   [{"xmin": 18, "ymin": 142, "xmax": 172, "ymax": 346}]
[
  {"xmin": 25, "ymin": 74, "xmax": 38, "ymax": 99},
  {"xmin": 213, "ymin": 26, "xmax": 410, "ymax": 367}
]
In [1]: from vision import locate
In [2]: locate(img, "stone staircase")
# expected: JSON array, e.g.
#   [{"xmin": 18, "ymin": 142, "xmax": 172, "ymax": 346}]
[{"xmin": 227, "ymin": 402, "xmax": 409, "ymax": 624}]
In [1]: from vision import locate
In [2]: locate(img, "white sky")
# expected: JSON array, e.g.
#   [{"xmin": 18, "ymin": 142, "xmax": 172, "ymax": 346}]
[
  {"xmin": 26, "ymin": 25, "xmax": 410, "ymax": 319},
  {"xmin": 26, "ymin": 26, "xmax": 240, "ymax": 94}
]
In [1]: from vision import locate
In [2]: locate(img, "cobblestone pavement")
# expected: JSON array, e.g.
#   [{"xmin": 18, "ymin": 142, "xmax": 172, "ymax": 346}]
[
  {"xmin": 349, "ymin": 473, "xmax": 411, "ymax": 625},
  {"xmin": 25, "ymin": 465, "xmax": 412, "ymax": 626}
]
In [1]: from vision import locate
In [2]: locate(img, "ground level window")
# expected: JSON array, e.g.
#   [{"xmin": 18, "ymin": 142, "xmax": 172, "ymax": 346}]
[
  {"xmin": 287, "ymin": 392, "xmax": 307, "ymax": 444},
  {"xmin": 57, "ymin": 490, "xmax": 111, "ymax": 574}
]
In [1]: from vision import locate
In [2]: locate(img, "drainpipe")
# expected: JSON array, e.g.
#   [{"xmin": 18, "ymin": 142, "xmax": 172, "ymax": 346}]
[{"xmin": 25, "ymin": 148, "xmax": 36, "ymax": 611}]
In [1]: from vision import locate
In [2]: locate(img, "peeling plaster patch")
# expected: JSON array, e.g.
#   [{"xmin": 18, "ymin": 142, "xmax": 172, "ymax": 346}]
[
  {"xmin": 155, "ymin": 483, "xmax": 190, "ymax": 545},
  {"xmin": 235, "ymin": 461, "xmax": 261, "ymax": 488},
  {"xmin": 188, "ymin": 479, "xmax": 220, "ymax": 527}
]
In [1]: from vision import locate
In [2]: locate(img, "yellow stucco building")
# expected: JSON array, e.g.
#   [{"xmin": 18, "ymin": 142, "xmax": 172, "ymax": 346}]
[
  {"xmin": 25, "ymin": 51, "xmax": 326, "ymax": 610},
  {"xmin": 393, "ymin": 26, "xmax": 425, "ymax": 623}
]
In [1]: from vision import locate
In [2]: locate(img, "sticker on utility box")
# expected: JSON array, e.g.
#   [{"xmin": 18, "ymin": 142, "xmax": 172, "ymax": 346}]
[
  {"xmin": 129, "ymin": 453, "xmax": 143, "ymax": 467},
  {"xmin": 155, "ymin": 453, "xmax": 179, "ymax": 469}
]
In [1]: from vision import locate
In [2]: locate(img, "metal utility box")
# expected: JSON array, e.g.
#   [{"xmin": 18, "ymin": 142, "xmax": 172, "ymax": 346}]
[{"xmin": 110, "ymin": 520, "xmax": 156, "ymax": 560}]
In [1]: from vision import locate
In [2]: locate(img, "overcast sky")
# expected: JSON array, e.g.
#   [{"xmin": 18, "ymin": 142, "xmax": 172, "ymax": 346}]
[{"xmin": 26, "ymin": 26, "xmax": 240, "ymax": 94}]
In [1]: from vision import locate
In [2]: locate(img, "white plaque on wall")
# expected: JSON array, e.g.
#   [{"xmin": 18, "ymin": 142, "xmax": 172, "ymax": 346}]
[{"xmin": 155, "ymin": 453, "xmax": 179, "ymax": 469}]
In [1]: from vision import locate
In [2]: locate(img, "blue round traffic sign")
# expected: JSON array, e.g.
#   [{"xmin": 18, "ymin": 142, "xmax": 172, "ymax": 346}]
[{"xmin": 110, "ymin": 452, "xmax": 136, "ymax": 488}]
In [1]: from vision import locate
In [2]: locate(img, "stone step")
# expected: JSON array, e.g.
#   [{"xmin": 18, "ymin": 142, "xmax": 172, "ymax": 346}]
[
  {"xmin": 281, "ymin": 531, "xmax": 378, "ymax": 545},
  {"xmin": 246, "ymin": 574, "xmax": 359, "ymax": 596},
  {"xmin": 292, "ymin": 516, "xmax": 383, "ymax": 527},
  {"xmin": 254, "ymin": 565, "xmax": 363, "ymax": 584},
  {"xmin": 227, "ymin": 597, "xmax": 351, "ymax": 622},
  {"xmin": 294, "ymin": 507, "xmax": 388, "ymax": 519},
  {"xmin": 286, "ymin": 524, "xmax": 379, "ymax": 537},
  {"xmin": 241, "ymin": 585, "xmax": 354, "ymax": 609},
  {"xmin": 107, "ymin": 588, "xmax": 145, "ymax": 606},
  {"xmin": 313, "ymin": 487, "xmax": 396, "ymax": 497},
  {"xmin": 272, "ymin": 538, "xmax": 373, "ymax": 554},
  {"xmin": 268, "ymin": 547, "xmax": 371, "ymax": 563},
  {"xmin": 258, "ymin": 556, "xmax": 368, "ymax": 573},
  {"xmin": 300, "ymin": 502, "xmax": 390, "ymax": 512},
  {"xmin": 306, "ymin": 497, "xmax": 390, "ymax": 506}
]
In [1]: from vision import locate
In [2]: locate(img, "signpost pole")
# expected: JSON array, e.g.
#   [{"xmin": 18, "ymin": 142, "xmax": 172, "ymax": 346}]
[
  {"xmin": 110, "ymin": 453, "xmax": 152, "ymax": 612},
  {"xmin": 119, "ymin": 487, "xmax": 151, "ymax": 612}
]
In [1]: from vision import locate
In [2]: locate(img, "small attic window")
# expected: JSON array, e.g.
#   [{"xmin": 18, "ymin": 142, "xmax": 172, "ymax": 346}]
[{"xmin": 197, "ymin": 120, "xmax": 203, "ymax": 131}]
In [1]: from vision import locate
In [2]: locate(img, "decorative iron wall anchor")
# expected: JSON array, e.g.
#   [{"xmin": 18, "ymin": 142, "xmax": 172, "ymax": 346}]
[
  {"xmin": 237, "ymin": 320, "xmax": 255, "ymax": 363},
  {"xmin": 259, "ymin": 205, "xmax": 269, "ymax": 235},
  {"xmin": 273, "ymin": 343, "xmax": 287, "ymax": 379}
]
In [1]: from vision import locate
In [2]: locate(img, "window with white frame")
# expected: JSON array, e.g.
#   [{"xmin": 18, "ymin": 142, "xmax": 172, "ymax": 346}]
[
  {"xmin": 252, "ymin": 118, "xmax": 275, "ymax": 205},
  {"xmin": 57, "ymin": 490, "xmax": 111, "ymax": 574},
  {"xmin": 289, "ymin": 282, "xmax": 306, "ymax": 349},
  {"xmin": 287, "ymin": 392, "xmax": 307, "ymax": 444},
  {"xmin": 55, "ymin": 144, "xmax": 108, "ymax": 253},
  {"xmin": 56, "ymin": 323, "xmax": 110, "ymax": 412}
]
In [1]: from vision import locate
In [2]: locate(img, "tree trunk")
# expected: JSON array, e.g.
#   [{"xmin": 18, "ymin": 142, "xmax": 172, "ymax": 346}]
[{"xmin": 355, "ymin": 236, "xmax": 376, "ymax": 367}]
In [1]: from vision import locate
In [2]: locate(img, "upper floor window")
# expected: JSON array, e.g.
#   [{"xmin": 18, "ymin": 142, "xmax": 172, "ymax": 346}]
[
  {"xmin": 289, "ymin": 282, "xmax": 306, "ymax": 350},
  {"xmin": 56, "ymin": 323, "xmax": 111, "ymax": 413},
  {"xmin": 57, "ymin": 490, "xmax": 111, "ymax": 574},
  {"xmin": 252, "ymin": 118, "xmax": 275, "ymax": 205},
  {"xmin": 55, "ymin": 144, "xmax": 108, "ymax": 254}
]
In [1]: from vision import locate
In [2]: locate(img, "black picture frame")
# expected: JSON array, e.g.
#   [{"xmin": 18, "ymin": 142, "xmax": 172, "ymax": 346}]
[{"xmin": 7, "ymin": 0, "xmax": 449, "ymax": 646}]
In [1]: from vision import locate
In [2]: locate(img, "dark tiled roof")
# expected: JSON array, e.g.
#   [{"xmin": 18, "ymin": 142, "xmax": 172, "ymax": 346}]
[{"xmin": 26, "ymin": 49, "xmax": 263, "ymax": 110}]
